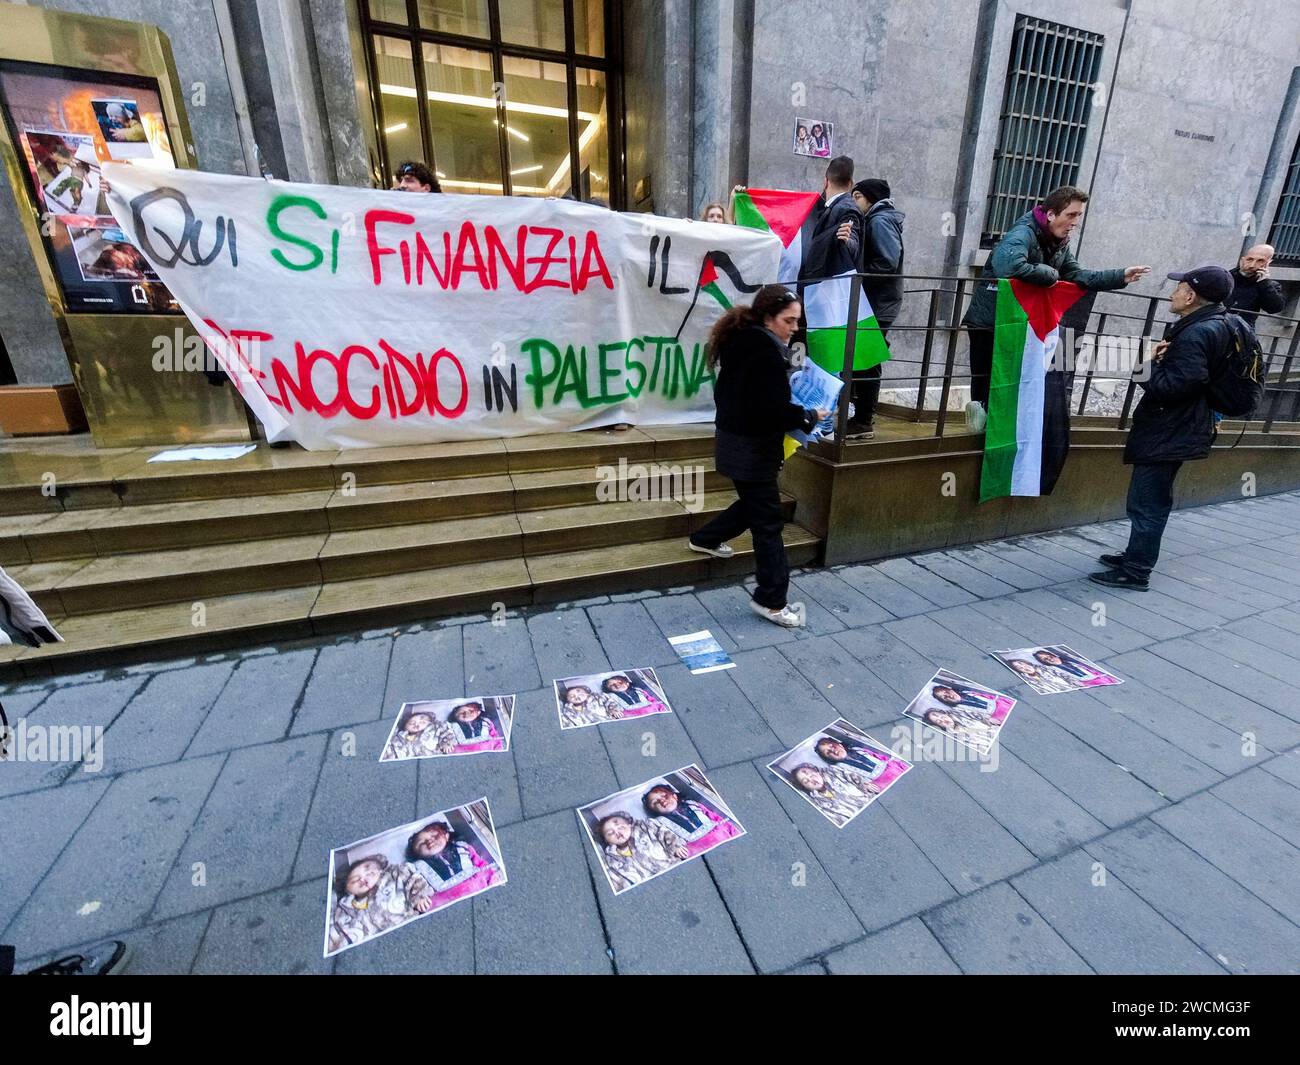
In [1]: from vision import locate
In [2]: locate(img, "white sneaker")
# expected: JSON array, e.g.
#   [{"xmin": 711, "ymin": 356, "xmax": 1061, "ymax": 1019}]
[
  {"xmin": 688, "ymin": 540, "xmax": 734, "ymax": 559},
  {"xmin": 750, "ymin": 599, "xmax": 804, "ymax": 627}
]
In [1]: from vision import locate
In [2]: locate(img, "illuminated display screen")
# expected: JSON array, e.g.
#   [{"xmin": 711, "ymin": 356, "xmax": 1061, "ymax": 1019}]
[{"xmin": 0, "ymin": 58, "xmax": 182, "ymax": 314}]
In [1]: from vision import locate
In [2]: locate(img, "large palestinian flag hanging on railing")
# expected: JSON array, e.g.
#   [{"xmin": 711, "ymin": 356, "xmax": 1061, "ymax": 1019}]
[
  {"xmin": 732, "ymin": 187, "xmax": 891, "ymax": 375},
  {"xmin": 979, "ymin": 278, "xmax": 1085, "ymax": 502}
]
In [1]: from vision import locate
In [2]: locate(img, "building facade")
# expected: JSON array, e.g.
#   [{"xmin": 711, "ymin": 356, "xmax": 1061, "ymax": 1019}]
[{"xmin": 2, "ymin": 0, "xmax": 1299, "ymax": 394}]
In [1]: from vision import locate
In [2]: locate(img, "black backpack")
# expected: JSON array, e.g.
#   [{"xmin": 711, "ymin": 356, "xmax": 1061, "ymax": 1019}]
[{"xmin": 1207, "ymin": 312, "xmax": 1265, "ymax": 419}]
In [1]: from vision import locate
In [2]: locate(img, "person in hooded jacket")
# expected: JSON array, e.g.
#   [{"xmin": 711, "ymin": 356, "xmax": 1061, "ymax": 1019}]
[
  {"xmin": 687, "ymin": 285, "xmax": 828, "ymax": 627},
  {"xmin": 1091, "ymin": 265, "xmax": 1236, "ymax": 590}
]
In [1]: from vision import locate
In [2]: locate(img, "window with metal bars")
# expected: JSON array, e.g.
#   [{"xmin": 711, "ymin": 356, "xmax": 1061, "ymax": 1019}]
[
  {"xmin": 982, "ymin": 15, "xmax": 1105, "ymax": 247},
  {"xmin": 1268, "ymin": 130, "xmax": 1300, "ymax": 264}
]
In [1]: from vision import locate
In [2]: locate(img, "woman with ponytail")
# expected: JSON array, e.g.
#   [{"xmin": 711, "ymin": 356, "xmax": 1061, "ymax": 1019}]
[{"xmin": 687, "ymin": 285, "xmax": 828, "ymax": 627}]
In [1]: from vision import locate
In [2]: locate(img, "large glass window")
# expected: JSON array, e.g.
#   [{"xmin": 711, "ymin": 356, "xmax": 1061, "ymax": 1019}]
[
  {"xmin": 1268, "ymin": 131, "xmax": 1300, "ymax": 265},
  {"xmin": 361, "ymin": 0, "xmax": 621, "ymax": 204}
]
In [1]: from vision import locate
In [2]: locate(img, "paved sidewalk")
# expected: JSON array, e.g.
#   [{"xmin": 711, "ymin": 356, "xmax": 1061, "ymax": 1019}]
[{"xmin": 4, "ymin": 492, "xmax": 1300, "ymax": 974}]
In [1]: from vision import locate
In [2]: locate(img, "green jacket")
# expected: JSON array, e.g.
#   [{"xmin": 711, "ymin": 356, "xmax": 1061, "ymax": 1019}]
[{"xmin": 964, "ymin": 210, "xmax": 1128, "ymax": 327}]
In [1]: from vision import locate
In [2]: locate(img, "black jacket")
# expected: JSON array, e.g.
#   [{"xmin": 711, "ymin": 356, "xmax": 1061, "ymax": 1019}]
[
  {"xmin": 799, "ymin": 192, "xmax": 862, "ymax": 282},
  {"xmin": 712, "ymin": 325, "xmax": 817, "ymax": 481},
  {"xmin": 858, "ymin": 199, "xmax": 904, "ymax": 325},
  {"xmin": 1124, "ymin": 303, "xmax": 1229, "ymax": 465},
  {"xmin": 1227, "ymin": 267, "xmax": 1284, "ymax": 329}
]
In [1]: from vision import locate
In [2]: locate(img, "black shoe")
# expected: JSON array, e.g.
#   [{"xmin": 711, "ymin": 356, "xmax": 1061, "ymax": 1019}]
[
  {"xmin": 26, "ymin": 940, "xmax": 129, "ymax": 975},
  {"xmin": 1088, "ymin": 569, "xmax": 1148, "ymax": 591},
  {"xmin": 1098, "ymin": 553, "xmax": 1125, "ymax": 568},
  {"xmin": 846, "ymin": 420, "xmax": 875, "ymax": 440}
]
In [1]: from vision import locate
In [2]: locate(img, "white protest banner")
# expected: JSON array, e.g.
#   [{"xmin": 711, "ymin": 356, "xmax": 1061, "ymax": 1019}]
[{"xmin": 103, "ymin": 164, "xmax": 781, "ymax": 450}]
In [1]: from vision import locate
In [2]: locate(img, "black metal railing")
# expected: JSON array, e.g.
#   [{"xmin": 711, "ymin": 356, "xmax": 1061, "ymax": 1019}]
[{"xmin": 794, "ymin": 271, "xmax": 1300, "ymax": 464}]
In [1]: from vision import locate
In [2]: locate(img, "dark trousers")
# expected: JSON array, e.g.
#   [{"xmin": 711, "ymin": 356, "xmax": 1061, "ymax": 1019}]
[
  {"xmin": 850, "ymin": 326, "xmax": 888, "ymax": 425},
  {"xmin": 1122, "ymin": 461, "xmax": 1183, "ymax": 579},
  {"xmin": 690, "ymin": 477, "xmax": 789, "ymax": 608},
  {"xmin": 967, "ymin": 326, "xmax": 994, "ymax": 407}
]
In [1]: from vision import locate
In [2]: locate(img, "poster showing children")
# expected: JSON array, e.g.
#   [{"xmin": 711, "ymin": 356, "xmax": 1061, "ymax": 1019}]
[
  {"xmin": 793, "ymin": 118, "xmax": 833, "ymax": 158},
  {"xmin": 991, "ymin": 645, "xmax": 1123, "ymax": 695},
  {"xmin": 768, "ymin": 718, "xmax": 912, "ymax": 829},
  {"xmin": 578, "ymin": 766, "xmax": 745, "ymax": 895},
  {"xmin": 668, "ymin": 629, "xmax": 734, "ymax": 674},
  {"xmin": 91, "ymin": 98, "xmax": 152, "ymax": 159},
  {"xmin": 67, "ymin": 225, "xmax": 159, "ymax": 283},
  {"xmin": 903, "ymin": 668, "xmax": 1016, "ymax": 755},
  {"xmin": 553, "ymin": 667, "xmax": 672, "ymax": 730},
  {"xmin": 324, "ymin": 799, "xmax": 506, "ymax": 956},
  {"xmin": 23, "ymin": 130, "xmax": 108, "ymax": 218},
  {"xmin": 379, "ymin": 695, "xmax": 514, "ymax": 760}
]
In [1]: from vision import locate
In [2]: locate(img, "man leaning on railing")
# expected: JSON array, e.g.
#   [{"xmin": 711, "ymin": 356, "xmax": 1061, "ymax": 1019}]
[{"xmin": 962, "ymin": 185, "xmax": 1149, "ymax": 418}]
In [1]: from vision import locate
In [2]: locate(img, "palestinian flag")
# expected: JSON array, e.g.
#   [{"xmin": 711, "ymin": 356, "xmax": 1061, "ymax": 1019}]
[
  {"xmin": 673, "ymin": 250, "xmax": 761, "ymax": 339},
  {"xmin": 733, "ymin": 186, "xmax": 890, "ymax": 376},
  {"xmin": 979, "ymin": 278, "xmax": 1085, "ymax": 502},
  {"xmin": 732, "ymin": 187, "xmax": 820, "ymax": 283}
]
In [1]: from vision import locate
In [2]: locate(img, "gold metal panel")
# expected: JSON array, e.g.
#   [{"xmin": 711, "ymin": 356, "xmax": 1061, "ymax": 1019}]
[
  {"xmin": 0, "ymin": 1, "xmax": 247, "ymax": 445},
  {"xmin": 65, "ymin": 315, "xmax": 251, "ymax": 447}
]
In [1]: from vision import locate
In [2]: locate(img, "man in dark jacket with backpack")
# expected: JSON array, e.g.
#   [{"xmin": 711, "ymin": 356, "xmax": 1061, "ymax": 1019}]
[{"xmin": 1091, "ymin": 265, "xmax": 1240, "ymax": 590}]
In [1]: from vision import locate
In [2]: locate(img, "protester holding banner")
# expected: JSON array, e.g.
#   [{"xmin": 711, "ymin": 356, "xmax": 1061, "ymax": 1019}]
[
  {"xmin": 799, "ymin": 156, "xmax": 862, "ymax": 283},
  {"xmin": 392, "ymin": 160, "xmax": 441, "ymax": 193},
  {"xmin": 699, "ymin": 202, "xmax": 729, "ymax": 224},
  {"xmin": 687, "ymin": 285, "xmax": 828, "ymax": 627}
]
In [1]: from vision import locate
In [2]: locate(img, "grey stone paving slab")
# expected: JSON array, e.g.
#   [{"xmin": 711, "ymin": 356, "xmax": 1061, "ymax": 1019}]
[
  {"xmin": 1153, "ymin": 791, "xmax": 1300, "ymax": 924},
  {"xmin": 1030, "ymin": 686, "xmax": 1222, "ymax": 800},
  {"xmin": 511, "ymin": 687, "xmax": 618, "ymax": 819},
  {"xmin": 954, "ymin": 544, "xmax": 1051, "ymax": 590},
  {"xmin": 152, "ymin": 735, "xmax": 326, "ymax": 919},
  {"xmin": 641, "ymin": 592, "xmax": 737, "ymax": 652},
  {"xmin": 597, "ymin": 706, "xmax": 705, "ymax": 788},
  {"xmin": 825, "ymin": 918, "xmax": 962, "ymax": 974},
  {"xmin": 1255, "ymin": 605, "xmax": 1300, "ymax": 637},
  {"xmin": 881, "ymin": 612, "xmax": 1003, "ymax": 687},
  {"xmin": 776, "ymin": 632, "xmax": 910, "ymax": 728},
  {"xmin": 1003, "ymin": 588, "xmax": 1150, "ymax": 654},
  {"xmin": 965, "ymin": 596, "xmax": 1117, "ymax": 664},
  {"xmin": 987, "ymin": 538, "xmax": 1088, "ymax": 581},
  {"xmin": 579, "ymin": 834, "xmax": 753, "ymax": 974},
  {"xmin": 1133, "ymin": 568, "xmax": 1258, "ymax": 622},
  {"xmin": 651, "ymin": 662, "xmax": 782, "ymax": 765},
  {"xmin": 1183, "ymin": 627, "xmax": 1300, "ymax": 704},
  {"xmin": 1224, "ymin": 613, "xmax": 1300, "ymax": 659},
  {"xmin": 1148, "ymin": 638, "xmax": 1300, "ymax": 723},
  {"xmin": 1159, "ymin": 556, "xmax": 1291, "ymax": 609},
  {"xmin": 700, "ymin": 762, "xmax": 864, "ymax": 972},
  {"xmin": 383, "ymin": 627, "xmax": 465, "ymax": 709},
  {"xmin": 922, "ymin": 881, "xmax": 1092, "ymax": 974},
  {"xmin": 875, "ymin": 556, "xmax": 976, "ymax": 607},
  {"xmin": 587, "ymin": 600, "xmax": 679, "ymax": 667},
  {"xmin": 830, "ymin": 561, "xmax": 935, "ymax": 617},
  {"xmin": 759, "ymin": 757, "xmax": 957, "ymax": 931},
  {"xmin": 98, "ymin": 661, "xmax": 234, "ymax": 776},
  {"xmin": 186, "ymin": 648, "xmax": 316, "ymax": 757},
  {"xmin": 782, "ymin": 962, "xmax": 826, "ymax": 974},
  {"xmin": 291, "ymin": 718, "xmax": 420, "ymax": 883},
  {"xmin": 919, "ymin": 550, "xmax": 1018, "ymax": 598},
  {"xmin": 334, "ymin": 891, "xmax": 475, "ymax": 975},
  {"xmin": 1184, "ymin": 552, "xmax": 1299, "ymax": 599},
  {"xmin": 416, "ymin": 738, "xmax": 523, "ymax": 829},
  {"xmin": 1011, "ymin": 849, "xmax": 1223, "ymax": 975},
  {"xmin": 0, "ymin": 678, "xmax": 144, "ymax": 797},
  {"xmin": 0, "ymin": 778, "xmax": 108, "ymax": 936},
  {"xmin": 472, "ymin": 809, "xmax": 613, "ymax": 974},
  {"xmin": 1086, "ymin": 821, "xmax": 1300, "ymax": 974},
  {"xmin": 191, "ymin": 878, "xmax": 334, "ymax": 974},
  {"xmin": 992, "ymin": 702, "xmax": 1167, "ymax": 828},
  {"xmin": 18, "ymin": 910, "xmax": 213, "ymax": 976},
  {"xmin": 873, "ymin": 751, "xmax": 1036, "ymax": 894},
  {"xmin": 1017, "ymin": 532, "xmax": 1106, "ymax": 573},
  {"xmin": 1210, "ymin": 767, "xmax": 1300, "ymax": 850},
  {"xmin": 291, "ymin": 637, "xmax": 394, "ymax": 735},
  {"xmin": 3, "ymin": 755, "xmax": 225, "ymax": 954},
  {"xmin": 1106, "ymin": 648, "xmax": 1300, "ymax": 753},
  {"xmin": 789, "ymin": 569, "xmax": 893, "ymax": 626},
  {"xmin": 527, "ymin": 607, "xmax": 612, "ymax": 678},
  {"xmin": 725, "ymin": 646, "xmax": 842, "ymax": 748},
  {"xmin": 1210, "ymin": 546, "xmax": 1300, "ymax": 593},
  {"xmin": 462, "ymin": 617, "xmax": 539, "ymax": 693},
  {"xmin": 1261, "ymin": 748, "xmax": 1300, "ymax": 788},
  {"xmin": 830, "ymin": 624, "xmax": 939, "ymax": 701},
  {"xmin": 1050, "ymin": 582, "xmax": 1192, "ymax": 642},
  {"xmin": 935, "ymin": 747, "xmax": 1106, "ymax": 859}
]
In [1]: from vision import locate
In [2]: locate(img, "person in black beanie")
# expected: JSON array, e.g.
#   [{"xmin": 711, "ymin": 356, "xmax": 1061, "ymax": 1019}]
[
  {"xmin": 841, "ymin": 177, "xmax": 904, "ymax": 438},
  {"xmin": 687, "ymin": 285, "xmax": 828, "ymax": 627}
]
